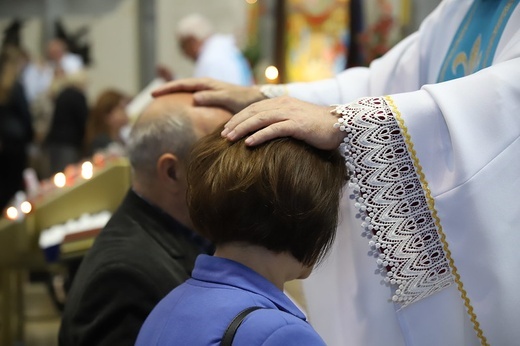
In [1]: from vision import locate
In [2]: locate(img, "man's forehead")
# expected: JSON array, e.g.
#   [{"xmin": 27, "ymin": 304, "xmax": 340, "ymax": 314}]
[
  {"xmin": 189, "ymin": 106, "xmax": 232, "ymax": 137},
  {"xmin": 160, "ymin": 92, "xmax": 195, "ymax": 105},
  {"xmin": 140, "ymin": 92, "xmax": 230, "ymax": 132}
]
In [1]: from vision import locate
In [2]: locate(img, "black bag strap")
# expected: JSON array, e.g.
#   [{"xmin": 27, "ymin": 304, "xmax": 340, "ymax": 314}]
[{"xmin": 221, "ymin": 306, "xmax": 263, "ymax": 346}]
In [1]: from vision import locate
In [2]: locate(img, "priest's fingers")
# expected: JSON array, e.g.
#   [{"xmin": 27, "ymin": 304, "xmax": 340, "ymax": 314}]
[
  {"xmin": 222, "ymin": 98, "xmax": 288, "ymax": 139},
  {"xmin": 223, "ymin": 97, "xmax": 344, "ymax": 149},
  {"xmin": 194, "ymin": 86, "xmax": 265, "ymax": 114},
  {"xmin": 225, "ymin": 111, "xmax": 342, "ymax": 150},
  {"xmin": 243, "ymin": 121, "xmax": 297, "ymax": 146},
  {"xmin": 222, "ymin": 107, "xmax": 291, "ymax": 144},
  {"xmin": 152, "ymin": 77, "xmax": 221, "ymax": 97},
  {"xmin": 223, "ymin": 97, "xmax": 291, "ymax": 133}
]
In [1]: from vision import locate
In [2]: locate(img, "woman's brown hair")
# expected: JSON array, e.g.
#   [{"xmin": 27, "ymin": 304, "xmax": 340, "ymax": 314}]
[
  {"xmin": 84, "ymin": 89, "xmax": 127, "ymax": 151},
  {"xmin": 187, "ymin": 127, "xmax": 348, "ymax": 267}
]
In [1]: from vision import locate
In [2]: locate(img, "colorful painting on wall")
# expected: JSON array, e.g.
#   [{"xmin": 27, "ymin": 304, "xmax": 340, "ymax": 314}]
[{"xmin": 284, "ymin": 0, "xmax": 349, "ymax": 82}]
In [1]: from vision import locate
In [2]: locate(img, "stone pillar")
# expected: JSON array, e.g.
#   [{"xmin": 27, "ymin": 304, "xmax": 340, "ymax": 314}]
[{"xmin": 138, "ymin": 0, "xmax": 157, "ymax": 89}]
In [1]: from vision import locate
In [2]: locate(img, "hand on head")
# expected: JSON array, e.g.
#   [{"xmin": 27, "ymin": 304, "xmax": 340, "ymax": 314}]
[
  {"xmin": 223, "ymin": 97, "xmax": 345, "ymax": 150},
  {"xmin": 152, "ymin": 78, "xmax": 346, "ymax": 151},
  {"xmin": 152, "ymin": 78, "xmax": 266, "ymax": 114}
]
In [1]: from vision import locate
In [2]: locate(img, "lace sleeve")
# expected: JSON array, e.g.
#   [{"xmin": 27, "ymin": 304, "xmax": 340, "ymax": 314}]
[
  {"xmin": 259, "ymin": 84, "xmax": 288, "ymax": 99},
  {"xmin": 332, "ymin": 96, "xmax": 453, "ymax": 308}
]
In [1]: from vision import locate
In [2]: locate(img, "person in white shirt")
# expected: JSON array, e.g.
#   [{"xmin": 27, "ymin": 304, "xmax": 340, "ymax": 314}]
[
  {"xmin": 157, "ymin": 14, "xmax": 253, "ymax": 86},
  {"xmin": 22, "ymin": 38, "xmax": 84, "ymax": 103},
  {"xmin": 46, "ymin": 39, "xmax": 83, "ymax": 75}
]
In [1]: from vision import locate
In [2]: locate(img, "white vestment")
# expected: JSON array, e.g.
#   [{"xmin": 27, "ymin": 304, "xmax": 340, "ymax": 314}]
[
  {"xmin": 283, "ymin": 0, "xmax": 520, "ymax": 345},
  {"xmin": 194, "ymin": 34, "xmax": 253, "ymax": 86}
]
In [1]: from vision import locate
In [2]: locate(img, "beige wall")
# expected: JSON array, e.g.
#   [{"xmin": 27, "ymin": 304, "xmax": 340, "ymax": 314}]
[
  {"xmin": 85, "ymin": 0, "xmax": 139, "ymax": 100},
  {"xmin": 61, "ymin": 0, "xmax": 139, "ymax": 101}
]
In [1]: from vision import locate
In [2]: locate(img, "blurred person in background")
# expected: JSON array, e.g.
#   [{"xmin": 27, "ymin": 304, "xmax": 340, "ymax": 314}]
[
  {"xmin": 22, "ymin": 38, "xmax": 84, "ymax": 104},
  {"xmin": 84, "ymin": 89, "xmax": 129, "ymax": 157},
  {"xmin": 46, "ymin": 38, "xmax": 84, "ymax": 78},
  {"xmin": 22, "ymin": 38, "xmax": 87, "ymax": 178},
  {"xmin": 58, "ymin": 92, "xmax": 232, "ymax": 346},
  {"xmin": 44, "ymin": 71, "xmax": 88, "ymax": 175},
  {"xmin": 157, "ymin": 13, "xmax": 253, "ymax": 86},
  {"xmin": 0, "ymin": 45, "xmax": 34, "ymax": 210}
]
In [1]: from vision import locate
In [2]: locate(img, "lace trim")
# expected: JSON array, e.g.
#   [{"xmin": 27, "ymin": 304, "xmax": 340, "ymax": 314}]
[
  {"xmin": 332, "ymin": 96, "xmax": 453, "ymax": 307},
  {"xmin": 259, "ymin": 84, "xmax": 288, "ymax": 99},
  {"xmin": 386, "ymin": 96, "xmax": 489, "ymax": 345}
]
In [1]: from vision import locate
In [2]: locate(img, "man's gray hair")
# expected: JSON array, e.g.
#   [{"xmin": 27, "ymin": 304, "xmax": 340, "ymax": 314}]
[
  {"xmin": 177, "ymin": 13, "xmax": 214, "ymax": 40},
  {"xmin": 126, "ymin": 110, "xmax": 197, "ymax": 180}
]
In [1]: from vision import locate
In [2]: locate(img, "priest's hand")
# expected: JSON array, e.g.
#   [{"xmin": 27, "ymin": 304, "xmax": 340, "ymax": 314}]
[
  {"xmin": 152, "ymin": 78, "xmax": 266, "ymax": 114},
  {"xmin": 222, "ymin": 96, "xmax": 345, "ymax": 150}
]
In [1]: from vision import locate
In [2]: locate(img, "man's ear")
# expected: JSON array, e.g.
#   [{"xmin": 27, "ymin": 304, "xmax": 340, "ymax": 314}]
[{"xmin": 157, "ymin": 153, "xmax": 185, "ymax": 192}]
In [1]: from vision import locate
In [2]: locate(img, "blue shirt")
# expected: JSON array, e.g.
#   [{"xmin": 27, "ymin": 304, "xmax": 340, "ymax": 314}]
[{"xmin": 136, "ymin": 255, "xmax": 326, "ymax": 345}]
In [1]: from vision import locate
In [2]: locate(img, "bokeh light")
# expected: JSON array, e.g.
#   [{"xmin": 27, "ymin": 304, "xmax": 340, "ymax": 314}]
[
  {"xmin": 81, "ymin": 161, "xmax": 94, "ymax": 180},
  {"xmin": 6, "ymin": 206, "xmax": 18, "ymax": 220},
  {"xmin": 21, "ymin": 201, "xmax": 32, "ymax": 214},
  {"xmin": 265, "ymin": 65, "xmax": 279, "ymax": 81},
  {"xmin": 54, "ymin": 172, "xmax": 66, "ymax": 188}
]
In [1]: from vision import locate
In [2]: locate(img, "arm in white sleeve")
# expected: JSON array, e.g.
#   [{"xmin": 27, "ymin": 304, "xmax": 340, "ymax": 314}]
[{"xmin": 334, "ymin": 55, "xmax": 520, "ymax": 346}]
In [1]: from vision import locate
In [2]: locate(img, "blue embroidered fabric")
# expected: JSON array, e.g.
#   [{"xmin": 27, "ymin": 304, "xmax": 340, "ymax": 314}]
[{"xmin": 438, "ymin": 0, "xmax": 519, "ymax": 82}]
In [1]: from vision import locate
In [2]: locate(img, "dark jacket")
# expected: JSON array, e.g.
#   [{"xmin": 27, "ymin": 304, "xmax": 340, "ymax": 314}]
[
  {"xmin": 46, "ymin": 86, "xmax": 88, "ymax": 148},
  {"xmin": 58, "ymin": 189, "xmax": 211, "ymax": 346},
  {"xmin": 0, "ymin": 81, "xmax": 33, "ymax": 150},
  {"xmin": 0, "ymin": 81, "xmax": 33, "ymax": 209}
]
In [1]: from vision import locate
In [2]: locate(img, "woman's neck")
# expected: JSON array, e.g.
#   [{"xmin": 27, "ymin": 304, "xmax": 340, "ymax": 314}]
[{"xmin": 214, "ymin": 243, "xmax": 307, "ymax": 291}]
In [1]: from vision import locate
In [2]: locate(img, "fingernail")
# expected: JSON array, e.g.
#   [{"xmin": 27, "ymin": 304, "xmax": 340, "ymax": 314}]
[
  {"xmin": 221, "ymin": 127, "xmax": 230, "ymax": 137},
  {"xmin": 193, "ymin": 93, "xmax": 204, "ymax": 102},
  {"xmin": 245, "ymin": 136, "xmax": 254, "ymax": 145},
  {"xmin": 227, "ymin": 130, "xmax": 236, "ymax": 140}
]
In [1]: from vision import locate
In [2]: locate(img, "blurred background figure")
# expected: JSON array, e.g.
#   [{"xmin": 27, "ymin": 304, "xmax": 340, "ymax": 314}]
[
  {"xmin": 21, "ymin": 37, "xmax": 88, "ymax": 178},
  {"xmin": 44, "ymin": 70, "xmax": 88, "ymax": 176},
  {"xmin": 21, "ymin": 50, "xmax": 53, "ymax": 106},
  {"xmin": 46, "ymin": 38, "xmax": 84, "ymax": 77},
  {"xmin": 157, "ymin": 13, "xmax": 253, "ymax": 86},
  {"xmin": 83, "ymin": 89, "xmax": 129, "ymax": 157},
  {"xmin": 22, "ymin": 38, "xmax": 84, "ymax": 105},
  {"xmin": 0, "ymin": 45, "xmax": 34, "ymax": 210}
]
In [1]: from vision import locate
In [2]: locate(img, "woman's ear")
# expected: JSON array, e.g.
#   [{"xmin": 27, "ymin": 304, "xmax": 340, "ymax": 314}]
[{"xmin": 157, "ymin": 153, "xmax": 185, "ymax": 192}]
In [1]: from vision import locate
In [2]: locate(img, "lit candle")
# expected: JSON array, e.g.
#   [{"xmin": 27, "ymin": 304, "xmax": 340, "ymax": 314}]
[
  {"xmin": 54, "ymin": 172, "xmax": 66, "ymax": 188},
  {"xmin": 6, "ymin": 206, "xmax": 18, "ymax": 220},
  {"xmin": 81, "ymin": 161, "xmax": 94, "ymax": 180},
  {"xmin": 21, "ymin": 201, "xmax": 32, "ymax": 214}
]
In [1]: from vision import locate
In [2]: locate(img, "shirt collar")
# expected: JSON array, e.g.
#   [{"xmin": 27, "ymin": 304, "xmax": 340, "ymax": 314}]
[
  {"xmin": 192, "ymin": 254, "xmax": 306, "ymax": 320},
  {"xmin": 130, "ymin": 189, "xmax": 214, "ymax": 254}
]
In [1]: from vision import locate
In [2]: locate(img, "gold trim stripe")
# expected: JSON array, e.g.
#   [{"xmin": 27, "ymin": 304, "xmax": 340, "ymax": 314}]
[{"xmin": 383, "ymin": 96, "xmax": 489, "ymax": 346}]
